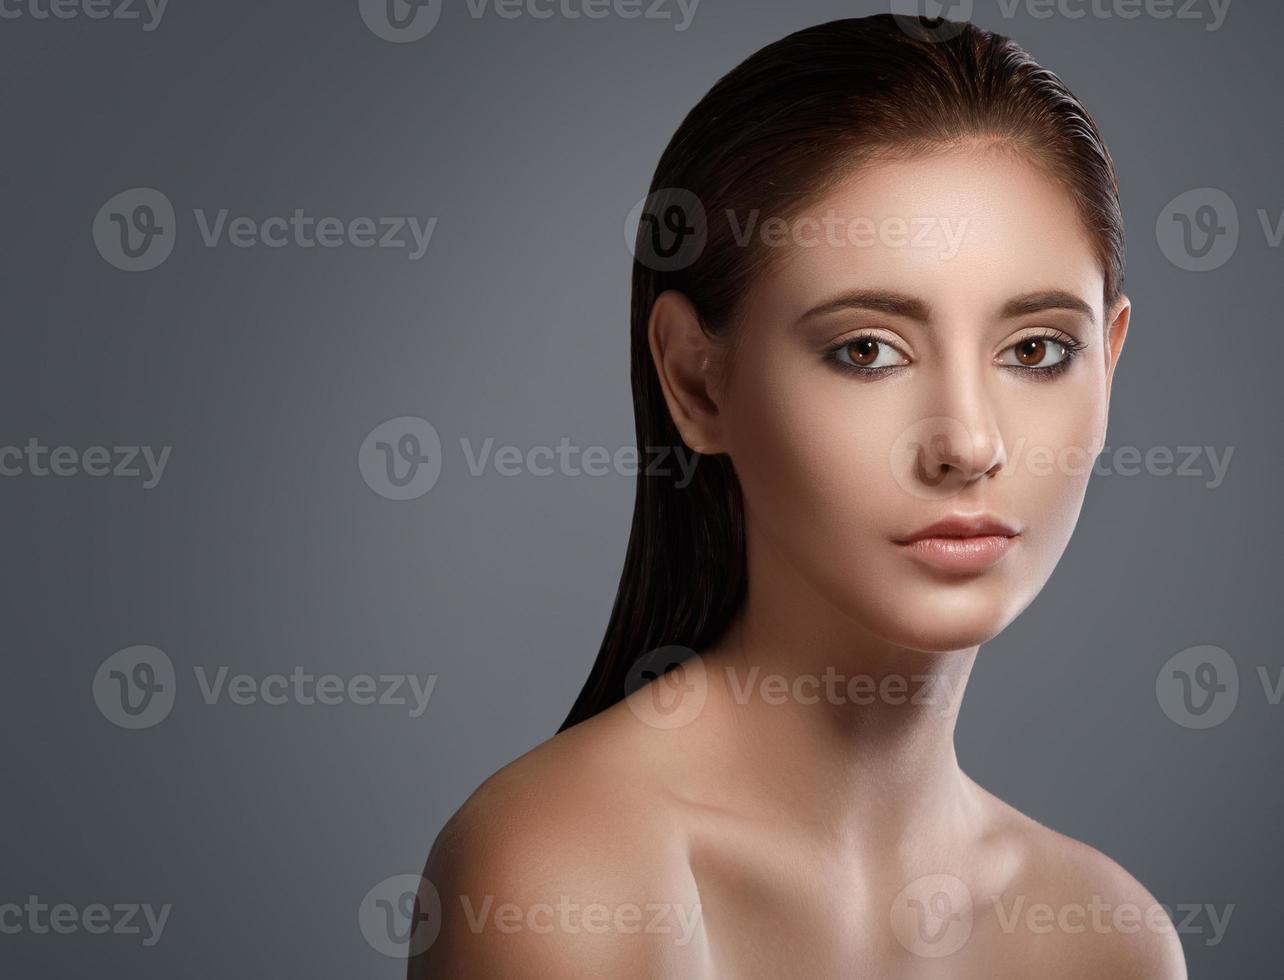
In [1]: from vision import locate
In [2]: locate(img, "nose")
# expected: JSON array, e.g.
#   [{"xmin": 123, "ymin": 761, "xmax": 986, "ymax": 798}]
[{"xmin": 916, "ymin": 363, "xmax": 1008, "ymax": 490}]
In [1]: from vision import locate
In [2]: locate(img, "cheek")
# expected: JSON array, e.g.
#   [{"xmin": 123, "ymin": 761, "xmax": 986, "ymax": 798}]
[
  {"xmin": 722, "ymin": 353, "xmax": 905, "ymax": 558},
  {"xmin": 1002, "ymin": 379, "xmax": 1105, "ymax": 558}
]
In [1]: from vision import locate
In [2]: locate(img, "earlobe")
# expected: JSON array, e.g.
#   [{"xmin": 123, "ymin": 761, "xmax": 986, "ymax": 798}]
[{"xmin": 648, "ymin": 289, "xmax": 726, "ymax": 455}]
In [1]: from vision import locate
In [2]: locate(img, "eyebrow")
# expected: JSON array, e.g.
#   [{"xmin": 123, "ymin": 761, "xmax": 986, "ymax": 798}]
[{"xmin": 796, "ymin": 288, "xmax": 1097, "ymax": 326}]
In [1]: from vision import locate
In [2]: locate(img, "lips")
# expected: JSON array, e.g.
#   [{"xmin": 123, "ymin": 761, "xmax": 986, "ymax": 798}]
[
  {"xmin": 896, "ymin": 514, "xmax": 1020, "ymax": 543},
  {"xmin": 894, "ymin": 514, "xmax": 1021, "ymax": 575}
]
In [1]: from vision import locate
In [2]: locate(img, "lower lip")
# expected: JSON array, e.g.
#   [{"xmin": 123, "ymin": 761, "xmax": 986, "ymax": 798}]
[{"xmin": 897, "ymin": 535, "xmax": 1017, "ymax": 574}]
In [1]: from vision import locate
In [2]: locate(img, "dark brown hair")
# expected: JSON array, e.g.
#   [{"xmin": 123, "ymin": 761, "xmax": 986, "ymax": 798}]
[{"xmin": 558, "ymin": 13, "xmax": 1125, "ymax": 732}]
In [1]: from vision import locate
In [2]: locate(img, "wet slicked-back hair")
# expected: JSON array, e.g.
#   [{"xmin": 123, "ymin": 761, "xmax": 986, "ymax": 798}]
[{"xmin": 559, "ymin": 14, "xmax": 1125, "ymax": 732}]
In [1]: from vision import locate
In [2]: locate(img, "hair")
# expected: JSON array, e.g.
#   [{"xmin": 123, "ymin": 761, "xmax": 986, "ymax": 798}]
[{"xmin": 557, "ymin": 13, "xmax": 1125, "ymax": 732}]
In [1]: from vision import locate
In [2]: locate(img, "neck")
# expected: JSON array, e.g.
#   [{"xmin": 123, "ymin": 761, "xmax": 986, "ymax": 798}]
[{"xmin": 695, "ymin": 549, "xmax": 981, "ymax": 847}]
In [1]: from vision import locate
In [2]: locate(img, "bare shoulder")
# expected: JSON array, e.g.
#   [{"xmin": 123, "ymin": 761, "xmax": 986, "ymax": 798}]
[
  {"xmin": 974, "ymin": 784, "xmax": 1188, "ymax": 979},
  {"xmin": 407, "ymin": 707, "xmax": 707, "ymax": 979}
]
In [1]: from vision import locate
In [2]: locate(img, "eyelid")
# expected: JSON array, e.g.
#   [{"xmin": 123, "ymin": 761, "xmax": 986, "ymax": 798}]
[
  {"xmin": 826, "ymin": 328, "xmax": 914, "ymax": 361},
  {"xmin": 1003, "ymin": 326, "xmax": 1086, "ymax": 350}
]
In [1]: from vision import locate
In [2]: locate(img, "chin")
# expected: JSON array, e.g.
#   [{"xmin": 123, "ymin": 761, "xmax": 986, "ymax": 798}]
[{"xmin": 856, "ymin": 579, "xmax": 1029, "ymax": 654}]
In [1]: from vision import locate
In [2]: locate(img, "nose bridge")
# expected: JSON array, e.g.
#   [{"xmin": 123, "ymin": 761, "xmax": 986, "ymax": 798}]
[{"xmin": 924, "ymin": 343, "xmax": 1006, "ymax": 479}]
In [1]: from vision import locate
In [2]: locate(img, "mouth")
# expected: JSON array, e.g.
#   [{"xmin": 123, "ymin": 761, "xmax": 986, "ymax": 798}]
[{"xmin": 894, "ymin": 514, "xmax": 1021, "ymax": 575}]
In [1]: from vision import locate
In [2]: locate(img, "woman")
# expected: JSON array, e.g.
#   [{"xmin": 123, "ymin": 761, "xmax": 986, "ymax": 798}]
[{"xmin": 410, "ymin": 14, "xmax": 1187, "ymax": 977}]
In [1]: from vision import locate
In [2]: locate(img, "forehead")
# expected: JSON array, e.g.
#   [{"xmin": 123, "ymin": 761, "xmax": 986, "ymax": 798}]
[{"xmin": 748, "ymin": 144, "xmax": 1104, "ymax": 326}]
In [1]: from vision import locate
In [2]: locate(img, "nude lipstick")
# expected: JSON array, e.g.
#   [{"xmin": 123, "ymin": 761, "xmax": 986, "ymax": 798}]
[{"xmin": 895, "ymin": 514, "xmax": 1020, "ymax": 575}]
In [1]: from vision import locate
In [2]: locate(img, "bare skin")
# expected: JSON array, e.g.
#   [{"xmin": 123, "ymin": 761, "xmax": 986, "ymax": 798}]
[{"xmin": 409, "ymin": 143, "xmax": 1188, "ymax": 978}]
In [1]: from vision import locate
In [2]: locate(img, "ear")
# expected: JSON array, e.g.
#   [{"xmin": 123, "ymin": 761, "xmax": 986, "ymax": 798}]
[
  {"xmin": 647, "ymin": 289, "xmax": 727, "ymax": 455},
  {"xmin": 1104, "ymin": 295, "xmax": 1130, "ymax": 393},
  {"xmin": 1098, "ymin": 294, "xmax": 1131, "ymax": 451}
]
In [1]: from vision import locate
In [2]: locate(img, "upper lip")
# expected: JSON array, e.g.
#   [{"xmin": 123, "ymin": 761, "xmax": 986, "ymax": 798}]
[{"xmin": 896, "ymin": 514, "xmax": 1021, "ymax": 543}]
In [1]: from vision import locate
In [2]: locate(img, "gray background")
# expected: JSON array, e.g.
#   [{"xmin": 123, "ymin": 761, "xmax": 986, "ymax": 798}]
[{"xmin": 2, "ymin": 0, "xmax": 1278, "ymax": 976}]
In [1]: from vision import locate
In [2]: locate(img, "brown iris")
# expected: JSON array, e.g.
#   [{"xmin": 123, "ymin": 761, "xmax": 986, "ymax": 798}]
[
  {"xmin": 1014, "ymin": 338, "xmax": 1049, "ymax": 366},
  {"xmin": 847, "ymin": 338, "xmax": 880, "ymax": 366}
]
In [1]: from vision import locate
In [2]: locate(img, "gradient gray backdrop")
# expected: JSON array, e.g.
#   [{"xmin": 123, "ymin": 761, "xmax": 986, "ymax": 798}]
[{"xmin": 2, "ymin": 0, "xmax": 1278, "ymax": 975}]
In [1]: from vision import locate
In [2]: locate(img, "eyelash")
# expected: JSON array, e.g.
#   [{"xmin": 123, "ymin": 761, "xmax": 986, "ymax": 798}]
[{"xmin": 822, "ymin": 332, "xmax": 1089, "ymax": 380}]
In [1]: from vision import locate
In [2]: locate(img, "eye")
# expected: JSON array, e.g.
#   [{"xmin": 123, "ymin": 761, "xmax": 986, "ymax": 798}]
[
  {"xmin": 997, "ymin": 333, "xmax": 1087, "ymax": 376},
  {"xmin": 825, "ymin": 334, "xmax": 911, "ymax": 374}
]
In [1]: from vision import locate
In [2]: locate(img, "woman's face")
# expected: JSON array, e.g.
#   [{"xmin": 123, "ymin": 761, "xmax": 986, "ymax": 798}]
[{"xmin": 706, "ymin": 144, "xmax": 1129, "ymax": 652}]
